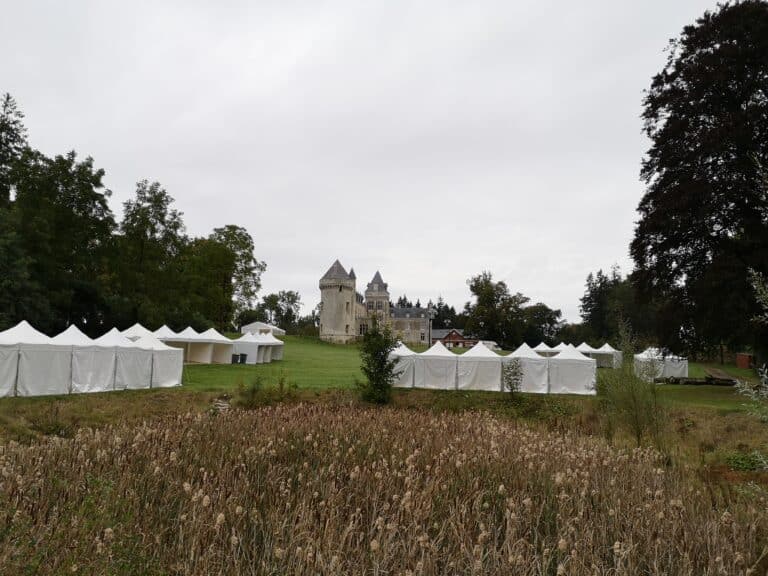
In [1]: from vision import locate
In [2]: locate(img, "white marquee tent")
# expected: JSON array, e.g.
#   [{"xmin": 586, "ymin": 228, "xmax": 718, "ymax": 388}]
[
  {"xmin": 506, "ymin": 342, "xmax": 550, "ymax": 394},
  {"xmin": 634, "ymin": 348, "xmax": 688, "ymax": 380},
  {"xmin": 457, "ymin": 342, "xmax": 502, "ymax": 391},
  {"xmin": 260, "ymin": 332, "xmax": 285, "ymax": 361},
  {"xmin": 548, "ymin": 346, "xmax": 596, "ymax": 395},
  {"xmin": 233, "ymin": 333, "xmax": 262, "ymax": 364},
  {"xmin": 122, "ymin": 323, "xmax": 155, "ymax": 342},
  {"xmin": 389, "ymin": 342, "xmax": 417, "ymax": 388},
  {"xmin": 241, "ymin": 321, "xmax": 286, "ymax": 336},
  {"xmin": 595, "ymin": 343, "xmax": 623, "ymax": 368},
  {"xmin": 95, "ymin": 328, "xmax": 153, "ymax": 390},
  {"xmin": 134, "ymin": 335, "xmax": 183, "ymax": 387},
  {"xmin": 0, "ymin": 321, "xmax": 53, "ymax": 397},
  {"xmin": 198, "ymin": 328, "xmax": 235, "ymax": 364},
  {"xmin": 14, "ymin": 322, "xmax": 71, "ymax": 397},
  {"xmin": 414, "ymin": 341, "xmax": 457, "ymax": 390},
  {"xmin": 52, "ymin": 325, "xmax": 116, "ymax": 394},
  {"xmin": 163, "ymin": 327, "xmax": 212, "ymax": 363},
  {"xmin": 552, "ymin": 342, "xmax": 570, "ymax": 353}
]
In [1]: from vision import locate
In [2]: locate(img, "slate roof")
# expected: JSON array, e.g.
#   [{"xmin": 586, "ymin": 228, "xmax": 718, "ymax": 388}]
[
  {"xmin": 391, "ymin": 307, "xmax": 428, "ymax": 319},
  {"xmin": 321, "ymin": 259, "xmax": 351, "ymax": 281}
]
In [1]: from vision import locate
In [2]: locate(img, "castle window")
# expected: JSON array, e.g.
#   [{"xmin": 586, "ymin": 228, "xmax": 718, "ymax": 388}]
[
  {"xmin": 345, "ymin": 324, "xmax": 349, "ymax": 334},
  {"xmin": 346, "ymin": 302, "xmax": 350, "ymax": 313},
  {"xmin": 367, "ymin": 302, "xmax": 373, "ymax": 311},
  {"xmin": 339, "ymin": 286, "xmax": 343, "ymax": 292},
  {"xmin": 376, "ymin": 301, "xmax": 383, "ymax": 310},
  {"xmin": 420, "ymin": 332, "xmax": 425, "ymax": 341}
]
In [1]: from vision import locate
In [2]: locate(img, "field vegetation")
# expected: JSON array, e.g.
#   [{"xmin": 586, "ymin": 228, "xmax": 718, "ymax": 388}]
[{"xmin": 1, "ymin": 404, "xmax": 766, "ymax": 575}]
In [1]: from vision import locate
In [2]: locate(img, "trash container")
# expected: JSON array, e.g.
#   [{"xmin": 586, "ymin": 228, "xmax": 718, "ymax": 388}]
[
  {"xmin": 231, "ymin": 354, "xmax": 239, "ymax": 364},
  {"xmin": 239, "ymin": 353, "xmax": 248, "ymax": 364}
]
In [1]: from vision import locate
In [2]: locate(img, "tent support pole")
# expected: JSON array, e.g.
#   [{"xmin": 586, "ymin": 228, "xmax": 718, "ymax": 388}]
[
  {"xmin": 149, "ymin": 352, "xmax": 154, "ymax": 389},
  {"xmin": 112, "ymin": 347, "xmax": 118, "ymax": 390},
  {"xmin": 13, "ymin": 347, "xmax": 20, "ymax": 397}
]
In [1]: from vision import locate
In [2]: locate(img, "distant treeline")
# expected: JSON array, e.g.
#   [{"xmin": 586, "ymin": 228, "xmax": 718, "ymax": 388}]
[{"xmin": 0, "ymin": 93, "xmax": 265, "ymax": 336}]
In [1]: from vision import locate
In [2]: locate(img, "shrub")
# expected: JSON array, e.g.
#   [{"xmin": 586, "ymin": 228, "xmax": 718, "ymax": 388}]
[
  {"xmin": 234, "ymin": 371, "xmax": 297, "ymax": 409},
  {"xmin": 598, "ymin": 319, "xmax": 667, "ymax": 449},
  {"xmin": 356, "ymin": 318, "xmax": 399, "ymax": 404},
  {"xmin": 502, "ymin": 357, "xmax": 523, "ymax": 397}
]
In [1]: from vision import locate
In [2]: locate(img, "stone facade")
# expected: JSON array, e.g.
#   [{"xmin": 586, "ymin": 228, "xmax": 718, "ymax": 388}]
[{"xmin": 319, "ymin": 260, "xmax": 432, "ymax": 345}]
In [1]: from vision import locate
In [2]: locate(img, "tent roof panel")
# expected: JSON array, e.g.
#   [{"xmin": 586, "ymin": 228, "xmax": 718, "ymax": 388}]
[
  {"xmin": 94, "ymin": 327, "xmax": 137, "ymax": 348},
  {"xmin": 51, "ymin": 325, "xmax": 93, "ymax": 346},
  {"xmin": 133, "ymin": 334, "xmax": 176, "ymax": 351},
  {"xmin": 460, "ymin": 342, "xmax": 499, "ymax": 358},
  {"xmin": 552, "ymin": 346, "xmax": 594, "ymax": 361},
  {"xmin": 392, "ymin": 342, "xmax": 416, "ymax": 356},
  {"xmin": 122, "ymin": 323, "xmax": 155, "ymax": 340},
  {"xmin": 420, "ymin": 341, "xmax": 456, "ymax": 357},
  {"xmin": 0, "ymin": 320, "xmax": 51, "ymax": 345},
  {"xmin": 509, "ymin": 342, "xmax": 544, "ymax": 359}
]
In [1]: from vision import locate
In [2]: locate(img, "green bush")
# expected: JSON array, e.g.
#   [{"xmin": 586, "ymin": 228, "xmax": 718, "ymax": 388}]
[
  {"xmin": 502, "ymin": 358, "xmax": 523, "ymax": 398},
  {"xmin": 356, "ymin": 318, "xmax": 399, "ymax": 404},
  {"xmin": 598, "ymin": 319, "xmax": 667, "ymax": 450}
]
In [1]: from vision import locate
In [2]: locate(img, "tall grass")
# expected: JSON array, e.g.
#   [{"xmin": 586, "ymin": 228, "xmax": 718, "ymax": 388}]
[{"xmin": 0, "ymin": 405, "xmax": 765, "ymax": 574}]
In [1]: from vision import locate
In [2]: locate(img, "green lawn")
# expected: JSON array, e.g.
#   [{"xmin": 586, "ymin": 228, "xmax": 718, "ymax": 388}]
[
  {"xmin": 656, "ymin": 384, "xmax": 748, "ymax": 412},
  {"xmin": 688, "ymin": 361, "xmax": 759, "ymax": 383},
  {"xmin": 186, "ymin": 337, "xmax": 749, "ymax": 412},
  {"xmin": 184, "ymin": 336, "xmax": 363, "ymax": 391}
]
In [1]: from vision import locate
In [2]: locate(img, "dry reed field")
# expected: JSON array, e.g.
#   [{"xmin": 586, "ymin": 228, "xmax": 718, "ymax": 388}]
[{"xmin": 0, "ymin": 404, "xmax": 766, "ymax": 575}]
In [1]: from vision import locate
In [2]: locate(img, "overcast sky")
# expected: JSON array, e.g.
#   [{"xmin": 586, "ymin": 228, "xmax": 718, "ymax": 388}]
[{"xmin": 1, "ymin": 1, "xmax": 720, "ymax": 321}]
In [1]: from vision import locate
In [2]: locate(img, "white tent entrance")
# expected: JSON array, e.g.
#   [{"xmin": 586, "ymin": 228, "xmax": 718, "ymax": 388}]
[
  {"xmin": 414, "ymin": 341, "xmax": 457, "ymax": 390},
  {"xmin": 506, "ymin": 343, "xmax": 549, "ymax": 394},
  {"xmin": 548, "ymin": 346, "xmax": 596, "ymax": 395},
  {"xmin": 457, "ymin": 342, "xmax": 502, "ymax": 391}
]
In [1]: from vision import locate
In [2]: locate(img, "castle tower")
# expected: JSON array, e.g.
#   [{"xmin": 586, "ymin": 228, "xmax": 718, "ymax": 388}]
[
  {"xmin": 365, "ymin": 271, "xmax": 390, "ymax": 320},
  {"xmin": 319, "ymin": 260, "xmax": 357, "ymax": 343}
]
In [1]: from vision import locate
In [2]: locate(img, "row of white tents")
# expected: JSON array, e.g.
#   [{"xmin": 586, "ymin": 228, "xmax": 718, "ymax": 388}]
[
  {"xmin": 121, "ymin": 323, "xmax": 285, "ymax": 364},
  {"xmin": 533, "ymin": 341, "xmax": 623, "ymax": 368},
  {"xmin": 0, "ymin": 321, "xmax": 183, "ymax": 397},
  {"xmin": 391, "ymin": 341, "xmax": 598, "ymax": 395}
]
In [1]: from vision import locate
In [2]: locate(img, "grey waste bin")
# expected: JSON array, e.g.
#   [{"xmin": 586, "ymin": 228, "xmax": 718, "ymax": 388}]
[{"xmin": 231, "ymin": 354, "xmax": 239, "ymax": 364}]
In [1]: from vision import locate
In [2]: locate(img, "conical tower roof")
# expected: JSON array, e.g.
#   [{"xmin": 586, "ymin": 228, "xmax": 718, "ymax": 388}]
[
  {"xmin": 367, "ymin": 270, "xmax": 388, "ymax": 292},
  {"xmin": 321, "ymin": 259, "xmax": 351, "ymax": 281},
  {"xmin": 349, "ymin": 267, "xmax": 356, "ymax": 280}
]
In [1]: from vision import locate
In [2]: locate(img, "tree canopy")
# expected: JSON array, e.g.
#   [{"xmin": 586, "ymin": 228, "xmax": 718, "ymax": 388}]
[
  {"xmin": 631, "ymin": 1, "xmax": 768, "ymax": 353},
  {"xmin": 0, "ymin": 93, "xmax": 266, "ymax": 335}
]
